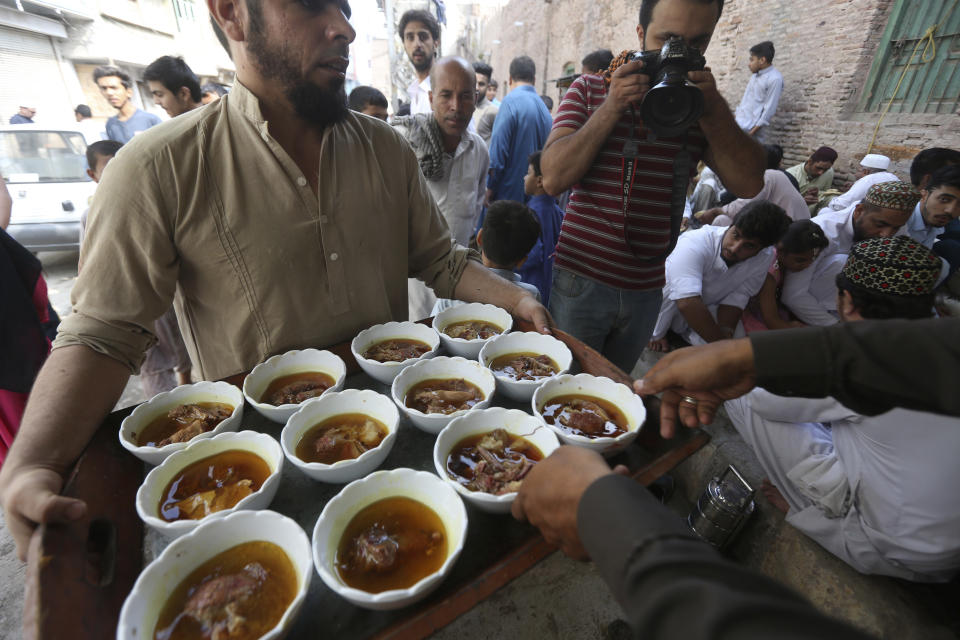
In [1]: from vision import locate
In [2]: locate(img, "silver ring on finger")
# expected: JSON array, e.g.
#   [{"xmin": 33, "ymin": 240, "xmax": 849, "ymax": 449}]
[{"xmin": 680, "ymin": 395, "xmax": 699, "ymax": 407}]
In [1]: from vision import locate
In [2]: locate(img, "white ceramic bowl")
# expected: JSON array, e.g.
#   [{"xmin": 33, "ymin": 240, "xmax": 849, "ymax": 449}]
[
  {"xmin": 432, "ymin": 303, "xmax": 514, "ymax": 359},
  {"xmin": 351, "ymin": 321, "xmax": 442, "ymax": 385},
  {"xmin": 532, "ymin": 374, "xmax": 646, "ymax": 456},
  {"xmin": 117, "ymin": 510, "xmax": 312, "ymax": 640},
  {"xmin": 135, "ymin": 430, "xmax": 284, "ymax": 539},
  {"xmin": 478, "ymin": 332, "xmax": 573, "ymax": 402},
  {"xmin": 119, "ymin": 381, "xmax": 244, "ymax": 466},
  {"xmin": 281, "ymin": 389, "xmax": 400, "ymax": 484},
  {"xmin": 243, "ymin": 349, "xmax": 347, "ymax": 424},
  {"xmin": 433, "ymin": 408, "xmax": 560, "ymax": 514},
  {"xmin": 391, "ymin": 356, "xmax": 496, "ymax": 435},
  {"xmin": 312, "ymin": 468, "xmax": 467, "ymax": 610}
]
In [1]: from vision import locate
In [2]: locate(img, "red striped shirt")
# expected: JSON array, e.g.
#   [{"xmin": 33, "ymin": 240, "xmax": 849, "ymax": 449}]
[{"xmin": 553, "ymin": 74, "xmax": 707, "ymax": 290}]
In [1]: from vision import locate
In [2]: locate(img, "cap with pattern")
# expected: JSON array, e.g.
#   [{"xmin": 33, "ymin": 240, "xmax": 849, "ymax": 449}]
[
  {"xmin": 842, "ymin": 236, "xmax": 941, "ymax": 296},
  {"xmin": 863, "ymin": 181, "xmax": 921, "ymax": 212}
]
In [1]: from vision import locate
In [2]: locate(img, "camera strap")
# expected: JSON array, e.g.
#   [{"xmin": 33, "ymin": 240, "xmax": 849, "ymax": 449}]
[{"xmin": 621, "ymin": 107, "xmax": 691, "ymax": 263}]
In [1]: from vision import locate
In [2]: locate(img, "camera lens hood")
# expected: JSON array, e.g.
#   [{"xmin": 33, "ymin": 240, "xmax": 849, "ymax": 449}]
[{"xmin": 641, "ymin": 80, "xmax": 704, "ymax": 137}]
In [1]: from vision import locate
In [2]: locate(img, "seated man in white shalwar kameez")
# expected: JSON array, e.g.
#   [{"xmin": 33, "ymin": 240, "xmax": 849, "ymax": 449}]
[
  {"xmin": 727, "ymin": 236, "xmax": 960, "ymax": 582},
  {"xmin": 649, "ymin": 201, "xmax": 791, "ymax": 352}
]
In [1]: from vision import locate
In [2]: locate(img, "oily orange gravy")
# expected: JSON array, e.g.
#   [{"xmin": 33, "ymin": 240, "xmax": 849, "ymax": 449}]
[
  {"xmin": 539, "ymin": 394, "xmax": 628, "ymax": 439},
  {"xmin": 137, "ymin": 402, "xmax": 234, "ymax": 448},
  {"xmin": 153, "ymin": 540, "xmax": 297, "ymax": 640},
  {"xmin": 446, "ymin": 429, "xmax": 543, "ymax": 495},
  {"xmin": 160, "ymin": 450, "xmax": 271, "ymax": 522},
  {"xmin": 261, "ymin": 371, "xmax": 335, "ymax": 406},
  {"xmin": 295, "ymin": 413, "xmax": 389, "ymax": 464},
  {"xmin": 405, "ymin": 378, "xmax": 484, "ymax": 414},
  {"xmin": 489, "ymin": 352, "xmax": 560, "ymax": 381},
  {"xmin": 363, "ymin": 338, "xmax": 431, "ymax": 363},
  {"xmin": 442, "ymin": 320, "xmax": 502, "ymax": 340},
  {"xmin": 336, "ymin": 496, "xmax": 447, "ymax": 593}
]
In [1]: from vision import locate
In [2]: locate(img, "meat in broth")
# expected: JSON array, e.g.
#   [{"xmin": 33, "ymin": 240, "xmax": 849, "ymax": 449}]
[
  {"xmin": 540, "ymin": 395, "xmax": 628, "ymax": 439},
  {"xmin": 295, "ymin": 413, "xmax": 388, "ymax": 464},
  {"xmin": 442, "ymin": 320, "xmax": 502, "ymax": 341},
  {"xmin": 261, "ymin": 371, "xmax": 335, "ymax": 406},
  {"xmin": 363, "ymin": 338, "xmax": 432, "ymax": 363},
  {"xmin": 405, "ymin": 378, "xmax": 483, "ymax": 414},
  {"xmin": 336, "ymin": 496, "xmax": 447, "ymax": 593},
  {"xmin": 160, "ymin": 450, "xmax": 271, "ymax": 522},
  {"xmin": 446, "ymin": 429, "xmax": 543, "ymax": 495},
  {"xmin": 137, "ymin": 402, "xmax": 234, "ymax": 448},
  {"xmin": 153, "ymin": 540, "xmax": 297, "ymax": 640},
  {"xmin": 489, "ymin": 353, "xmax": 559, "ymax": 381}
]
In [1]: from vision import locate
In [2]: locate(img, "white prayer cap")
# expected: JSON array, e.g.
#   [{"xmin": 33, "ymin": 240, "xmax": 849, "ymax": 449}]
[{"xmin": 860, "ymin": 154, "xmax": 891, "ymax": 170}]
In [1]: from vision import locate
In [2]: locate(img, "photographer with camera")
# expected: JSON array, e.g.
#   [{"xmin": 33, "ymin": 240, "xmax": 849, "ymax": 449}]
[{"xmin": 540, "ymin": 0, "xmax": 765, "ymax": 374}]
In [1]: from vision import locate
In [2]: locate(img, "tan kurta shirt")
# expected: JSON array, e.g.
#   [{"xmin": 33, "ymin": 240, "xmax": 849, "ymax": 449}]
[{"xmin": 55, "ymin": 82, "xmax": 473, "ymax": 381}]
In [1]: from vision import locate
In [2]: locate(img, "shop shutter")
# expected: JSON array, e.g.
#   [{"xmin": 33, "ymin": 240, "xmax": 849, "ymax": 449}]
[{"xmin": 861, "ymin": 0, "xmax": 960, "ymax": 115}]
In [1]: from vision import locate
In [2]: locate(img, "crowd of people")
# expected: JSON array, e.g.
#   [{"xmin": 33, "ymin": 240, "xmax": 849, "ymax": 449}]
[{"xmin": 2, "ymin": 0, "xmax": 959, "ymax": 637}]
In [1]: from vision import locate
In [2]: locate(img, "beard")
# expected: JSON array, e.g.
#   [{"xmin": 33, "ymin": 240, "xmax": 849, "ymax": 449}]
[
  {"xmin": 246, "ymin": 4, "xmax": 348, "ymax": 129},
  {"xmin": 411, "ymin": 54, "xmax": 432, "ymax": 73}
]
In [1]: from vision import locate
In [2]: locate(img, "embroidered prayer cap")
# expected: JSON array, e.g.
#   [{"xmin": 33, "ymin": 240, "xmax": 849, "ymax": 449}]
[
  {"xmin": 860, "ymin": 153, "xmax": 890, "ymax": 170},
  {"xmin": 863, "ymin": 180, "xmax": 921, "ymax": 212},
  {"xmin": 842, "ymin": 236, "xmax": 941, "ymax": 296}
]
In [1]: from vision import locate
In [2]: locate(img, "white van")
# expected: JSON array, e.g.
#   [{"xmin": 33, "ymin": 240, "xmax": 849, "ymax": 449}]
[{"xmin": 1, "ymin": 124, "xmax": 97, "ymax": 251}]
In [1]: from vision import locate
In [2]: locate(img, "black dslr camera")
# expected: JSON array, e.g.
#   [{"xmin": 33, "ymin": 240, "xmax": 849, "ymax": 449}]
[{"xmin": 630, "ymin": 37, "xmax": 707, "ymax": 137}]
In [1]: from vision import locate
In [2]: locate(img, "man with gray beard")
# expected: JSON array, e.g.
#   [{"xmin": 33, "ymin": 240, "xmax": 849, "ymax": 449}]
[{"xmin": 0, "ymin": 0, "xmax": 551, "ymax": 560}]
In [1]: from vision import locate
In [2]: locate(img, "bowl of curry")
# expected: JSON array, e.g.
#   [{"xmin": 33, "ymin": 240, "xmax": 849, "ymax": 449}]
[
  {"xmin": 281, "ymin": 389, "xmax": 400, "ymax": 484},
  {"xmin": 479, "ymin": 331, "xmax": 573, "ymax": 402},
  {"xmin": 433, "ymin": 408, "xmax": 560, "ymax": 513},
  {"xmin": 119, "ymin": 381, "xmax": 245, "ymax": 466},
  {"xmin": 390, "ymin": 356, "xmax": 496, "ymax": 434},
  {"xmin": 136, "ymin": 430, "xmax": 284, "ymax": 539},
  {"xmin": 532, "ymin": 374, "xmax": 646, "ymax": 456},
  {"xmin": 351, "ymin": 321, "xmax": 442, "ymax": 384},
  {"xmin": 312, "ymin": 467, "xmax": 468, "ymax": 610},
  {"xmin": 243, "ymin": 348, "xmax": 348, "ymax": 424},
  {"xmin": 432, "ymin": 302, "xmax": 513, "ymax": 359},
  {"xmin": 118, "ymin": 509, "xmax": 311, "ymax": 640}
]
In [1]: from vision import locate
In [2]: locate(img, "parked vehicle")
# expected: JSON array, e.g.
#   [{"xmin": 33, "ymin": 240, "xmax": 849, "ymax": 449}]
[{"xmin": 0, "ymin": 124, "xmax": 96, "ymax": 251}]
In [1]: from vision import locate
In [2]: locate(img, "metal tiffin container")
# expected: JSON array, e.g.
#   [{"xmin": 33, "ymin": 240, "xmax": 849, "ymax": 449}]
[{"xmin": 687, "ymin": 465, "xmax": 756, "ymax": 549}]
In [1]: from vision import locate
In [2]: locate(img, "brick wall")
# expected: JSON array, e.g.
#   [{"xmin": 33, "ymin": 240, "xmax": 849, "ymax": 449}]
[{"xmin": 479, "ymin": 0, "xmax": 960, "ymax": 186}]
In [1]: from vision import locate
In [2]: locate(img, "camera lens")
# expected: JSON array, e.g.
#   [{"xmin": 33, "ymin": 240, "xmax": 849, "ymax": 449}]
[{"xmin": 641, "ymin": 82, "xmax": 704, "ymax": 137}]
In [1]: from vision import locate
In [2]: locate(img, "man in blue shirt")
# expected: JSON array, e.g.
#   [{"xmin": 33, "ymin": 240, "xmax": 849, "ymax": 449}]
[
  {"xmin": 486, "ymin": 56, "xmax": 551, "ymax": 204},
  {"xmin": 94, "ymin": 66, "xmax": 162, "ymax": 144},
  {"xmin": 734, "ymin": 41, "xmax": 783, "ymax": 143},
  {"xmin": 9, "ymin": 106, "xmax": 35, "ymax": 124}
]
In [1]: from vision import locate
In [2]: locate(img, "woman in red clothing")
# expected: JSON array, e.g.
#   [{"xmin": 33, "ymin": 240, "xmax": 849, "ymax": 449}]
[{"xmin": 0, "ymin": 177, "xmax": 52, "ymax": 464}]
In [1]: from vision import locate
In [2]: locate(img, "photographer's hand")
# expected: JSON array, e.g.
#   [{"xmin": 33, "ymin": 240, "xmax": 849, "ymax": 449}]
[
  {"xmin": 687, "ymin": 67, "xmax": 725, "ymax": 120},
  {"xmin": 604, "ymin": 60, "xmax": 650, "ymax": 114}
]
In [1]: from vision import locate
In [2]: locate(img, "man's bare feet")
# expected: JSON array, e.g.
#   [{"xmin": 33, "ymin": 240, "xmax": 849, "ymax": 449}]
[
  {"xmin": 761, "ymin": 479, "xmax": 789, "ymax": 514},
  {"xmin": 647, "ymin": 337, "xmax": 670, "ymax": 353}
]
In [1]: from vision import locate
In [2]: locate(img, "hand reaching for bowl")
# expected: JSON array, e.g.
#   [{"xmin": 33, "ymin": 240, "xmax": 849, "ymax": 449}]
[
  {"xmin": 633, "ymin": 338, "xmax": 758, "ymax": 438},
  {"xmin": 511, "ymin": 446, "xmax": 628, "ymax": 559}
]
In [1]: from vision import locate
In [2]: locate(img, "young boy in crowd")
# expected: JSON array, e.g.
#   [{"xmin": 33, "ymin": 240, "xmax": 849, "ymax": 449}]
[
  {"xmin": 79, "ymin": 140, "xmax": 123, "ymax": 249},
  {"xmin": 519, "ymin": 151, "xmax": 564, "ymax": 306},
  {"xmin": 80, "ymin": 140, "xmax": 192, "ymax": 397},
  {"xmin": 433, "ymin": 200, "xmax": 541, "ymax": 314},
  {"xmin": 347, "ymin": 86, "xmax": 389, "ymax": 121}
]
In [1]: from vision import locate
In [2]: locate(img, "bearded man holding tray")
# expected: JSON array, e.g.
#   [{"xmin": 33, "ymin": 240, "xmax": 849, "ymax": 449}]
[{"xmin": 0, "ymin": 0, "xmax": 550, "ymax": 559}]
